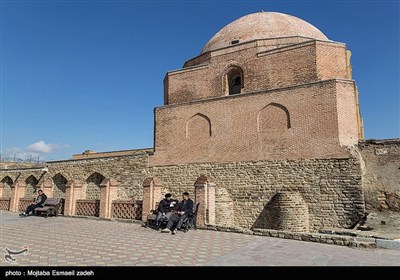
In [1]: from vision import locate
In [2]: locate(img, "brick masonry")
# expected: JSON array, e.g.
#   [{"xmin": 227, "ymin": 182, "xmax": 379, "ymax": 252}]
[{"xmin": 152, "ymin": 79, "xmax": 359, "ymax": 166}]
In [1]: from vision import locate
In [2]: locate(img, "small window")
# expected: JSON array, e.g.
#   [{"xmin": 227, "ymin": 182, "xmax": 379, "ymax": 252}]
[
  {"xmin": 231, "ymin": 40, "xmax": 240, "ymax": 45},
  {"xmin": 225, "ymin": 66, "xmax": 243, "ymax": 96},
  {"xmin": 230, "ymin": 76, "xmax": 241, "ymax": 95}
]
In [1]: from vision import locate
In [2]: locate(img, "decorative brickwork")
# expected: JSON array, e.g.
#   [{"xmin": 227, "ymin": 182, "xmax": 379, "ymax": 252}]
[
  {"xmin": 0, "ymin": 198, "xmax": 10, "ymax": 210},
  {"xmin": 134, "ymin": 200, "xmax": 143, "ymax": 220},
  {"xmin": 75, "ymin": 199, "xmax": 100, "ymax": 217},
  {"xmin": 18, "ymin": 197, "xmax": 34, "ymax": 212},
  {"xmin": 112, "ymin": 200, "xmax": 135, "ymax": 219},
  {"xmin": 112, "ymin": 200, "xmax": 143, "ymax": 220}
]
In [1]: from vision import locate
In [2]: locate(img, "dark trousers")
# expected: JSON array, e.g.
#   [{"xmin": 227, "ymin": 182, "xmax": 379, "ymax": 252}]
[
  {"xmin": 156, "ymin": 212, "xmax": 172, "ymax": 227},
  {"xmin": 166, "ymin": 213, "xmax": 187, "ymax": 230},
  {"xmin": 25, "ymin": 204, "xmax": 41, "ymax": 215}
]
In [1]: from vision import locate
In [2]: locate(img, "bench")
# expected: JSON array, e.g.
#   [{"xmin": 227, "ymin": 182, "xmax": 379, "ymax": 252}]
[
  {"xmin": 144, "ymin": 200, "xmax": 178, "ymax": 229},
  {"xmin": 34, "ymin": 198, "xmax": 63, "ymax": 218}
]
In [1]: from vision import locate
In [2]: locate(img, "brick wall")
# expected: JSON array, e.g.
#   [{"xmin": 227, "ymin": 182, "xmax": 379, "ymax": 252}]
[
  {"xmin": 166, "ymin": 39, "xmax": 347, "ymax": 105},
  {"xmin": 359, "ymin": 139, "xmax": 400, "ymax": 212},
  {"xmin": 316, "ymin": 42, "xmax": 348, "ymax": 80},
  {"xmin": 336, "ymin": 81, "xmax": 360, "ymax": 146},
  {"xmin": 152, "ymin": 79, "xmax": 357, "ymax": 166}
]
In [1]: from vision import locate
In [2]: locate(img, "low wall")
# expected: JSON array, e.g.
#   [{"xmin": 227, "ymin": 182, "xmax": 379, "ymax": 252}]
[
  {"xmin": 149, "ymin": 157, "xmax": 364, "ymax": 231},
  {"xmin": 0, "ymin": 150, "xmax": 368, "ymax": 232},
  {"xmin": 359, "ymin": 139, "xmax": 400, "ymax": 212}
]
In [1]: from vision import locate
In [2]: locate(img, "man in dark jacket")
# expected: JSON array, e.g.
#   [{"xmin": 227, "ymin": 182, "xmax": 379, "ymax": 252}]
[
  {"xmin": 155, "ymin": 193, "xmax": 176, "ymax": 229},
  {"xmin": 19, "ymin": 189, "xmax": 47, "ymax": 217},
  {"xmin": 162, "ymin": 191, "xmax": 194, "ymax": 234}
]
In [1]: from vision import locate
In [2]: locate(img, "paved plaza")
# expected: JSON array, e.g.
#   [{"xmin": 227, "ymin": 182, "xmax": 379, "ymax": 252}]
[{"xmin": 0, "ymin": 211, "xmax": 399, "ymax": 266}]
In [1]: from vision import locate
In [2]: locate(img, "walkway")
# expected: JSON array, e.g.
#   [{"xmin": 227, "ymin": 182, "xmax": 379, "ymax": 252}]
[{"xmin": 0, "ymin": 211, "xmax": 399, "ymax": 266}]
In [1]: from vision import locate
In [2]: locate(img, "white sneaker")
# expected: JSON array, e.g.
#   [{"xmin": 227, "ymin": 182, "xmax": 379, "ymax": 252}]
[{"xmin": 161, "ymin": 228, "xmax": 171, "ymax": 233}]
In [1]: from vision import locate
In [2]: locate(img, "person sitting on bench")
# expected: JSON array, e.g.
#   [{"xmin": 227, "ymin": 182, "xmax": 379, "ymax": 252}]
[
  {"xmin": 155, "ymin": 193, "xmax": 176, "ymax": 230},
  {"xmin": 19, "ymin": 189, "xmax": 47, "ymax": 217},
  {"xmin": 161, "ymin": 191, "xmax": 193, "ymax": 235}
]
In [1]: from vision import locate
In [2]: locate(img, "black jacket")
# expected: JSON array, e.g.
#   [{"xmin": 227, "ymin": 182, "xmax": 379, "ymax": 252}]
[
  {"xmin": 36, "ymin": 194, "xmax": 47, "ymax": 206},
  {"xmin": 176, "ymin": 198, "xmax": 194, "ymax": 216},
  {"xmin": 157, "ymin": 199, "xmax": 175, "ymax": 213}
]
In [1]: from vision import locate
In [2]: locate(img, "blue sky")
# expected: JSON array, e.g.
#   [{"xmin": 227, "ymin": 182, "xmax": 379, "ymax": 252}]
[{"xmin": 0, "ymin": 0, "xmax": 399, "ymax": 162}]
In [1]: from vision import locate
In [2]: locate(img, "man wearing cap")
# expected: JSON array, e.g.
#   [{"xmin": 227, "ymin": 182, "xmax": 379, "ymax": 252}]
[
  {"xmin": 162, "ymin": 191, "xmax": 193, "ymax": 234},
  {"xmin": 155, "ymin": 193, "xmax": 176, "ymax": 230}
]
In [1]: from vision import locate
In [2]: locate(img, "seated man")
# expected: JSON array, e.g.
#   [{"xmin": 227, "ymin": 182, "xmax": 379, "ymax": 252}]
[
  {"xmin": 155, "ymin": 193, "xmax": 176, "ymax": 230},
  {"xmin": 161, "ymin": 191, "xmax": 193, "ymax": 235},
  {"xmin": 19, "ymin": 189, "xmax": 47, "ymax": 217}
]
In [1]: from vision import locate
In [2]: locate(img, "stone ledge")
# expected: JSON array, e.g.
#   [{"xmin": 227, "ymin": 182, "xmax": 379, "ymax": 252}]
[
  {"xmin": 202, "ymin": 224, "xmax": 380, "ymax": 249},
  {"xmin": 253, "ymin": 228, "xmax": 377, "ymax": 249}
]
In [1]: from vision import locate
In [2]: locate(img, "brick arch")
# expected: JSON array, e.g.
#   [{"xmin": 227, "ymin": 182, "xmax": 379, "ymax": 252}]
[
  {"xmin": 186, "ymin": 113, "xmax": 212, "ymax": 139},
  {"xmin": 53, "ymin": 173, "xmax": 68, "ymax": 197},
  {"xmin": 222, "ymin": 64, "xmax": 244, "ymax": 95},
  {"xmin": 85, "ymin": 172, "xmax": 105, "ymax": 200},
  {"xmin": 25, "ymin": 175, "xmax": 39, "ymax": 197},
  {"xmin": 1, "ymin": 176, "xmax": 13, "ymax": 198},
  {"xmin": 257, "ymin": 102, "xmax": 291, "ymax": 132}
]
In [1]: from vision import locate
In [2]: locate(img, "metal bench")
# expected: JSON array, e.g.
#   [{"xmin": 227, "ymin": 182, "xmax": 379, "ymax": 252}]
[{"xmin": 34, "ymin": 198, "xmax": 63, "ymax": 218}]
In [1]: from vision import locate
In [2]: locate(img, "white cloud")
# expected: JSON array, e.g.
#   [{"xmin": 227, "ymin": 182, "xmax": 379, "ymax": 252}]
[
  {"xmin": 27, "ymin": 140, "xmax": 70, "ymax": 153},
  {"xmin": 2, "ymin": 147, "xmax": 39, "ymax": 162},
  {"xmin": 1, "ymin": 141, "xmax": 70, "ymax": 162}
]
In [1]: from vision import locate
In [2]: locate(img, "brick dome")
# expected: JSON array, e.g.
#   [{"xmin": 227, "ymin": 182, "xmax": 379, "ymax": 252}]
[{"xmin": 201, "ymin": 11, "xmax": 328, "ymax": 53}]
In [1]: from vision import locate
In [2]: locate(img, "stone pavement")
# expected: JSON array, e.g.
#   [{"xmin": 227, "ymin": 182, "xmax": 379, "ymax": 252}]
[{"xmin": 0, "ymin": 211, "xmax": 399, "ymax": 266}]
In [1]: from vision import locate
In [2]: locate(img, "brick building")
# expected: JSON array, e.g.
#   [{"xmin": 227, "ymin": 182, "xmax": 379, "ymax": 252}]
[
  {"xmin": 152, "ymin": 11, "xmax": 363, "ymax": 166},
  {"xmin": 1, "ymin": 12, "xmax": 397, "ymax": 233}
]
